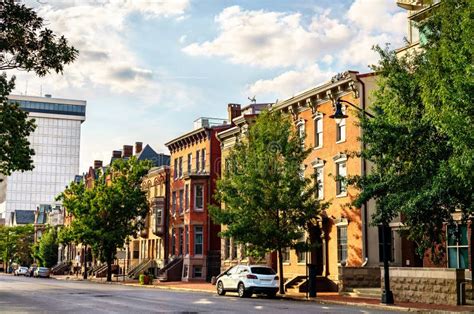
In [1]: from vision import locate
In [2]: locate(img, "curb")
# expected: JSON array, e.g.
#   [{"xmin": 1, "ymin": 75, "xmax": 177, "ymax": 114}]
[{"xmin": 50, "ymin": 276, "xmax": 471, "ymax": 313}]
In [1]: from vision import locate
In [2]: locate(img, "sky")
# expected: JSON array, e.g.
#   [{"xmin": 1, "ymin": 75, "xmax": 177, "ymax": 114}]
[{"xmin": 12, "ymin": 0, "xmax": 407, "ymax": 173}]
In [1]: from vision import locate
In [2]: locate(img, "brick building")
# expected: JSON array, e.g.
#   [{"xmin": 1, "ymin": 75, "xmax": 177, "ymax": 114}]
[{"xmin": 165, "ymin": 117, "xmax": 230, "ymax": 281}]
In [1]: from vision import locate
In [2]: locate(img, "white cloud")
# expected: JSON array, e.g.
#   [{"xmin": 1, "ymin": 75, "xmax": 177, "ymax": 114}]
[
  {"xmin": 183, "ymin": 6, "xmax": 352, "ymax": 68},
  {"xmin": 183, "ymin": 2, "xmax": 406, "ymax": 71},
  {"xmin": 13, "ymin": 0, "xmax": 190, "ymax": 99},
  {"xmin": 247, "ymin": 64, "xmax": 334, "ymax": 100},
  {"xmin": 347, "ymin": 0, "xmax": 406, "ymax": 36},
  {"xmin": 179, "ymin": 35, "xmax": 188, "ymax": 44}
]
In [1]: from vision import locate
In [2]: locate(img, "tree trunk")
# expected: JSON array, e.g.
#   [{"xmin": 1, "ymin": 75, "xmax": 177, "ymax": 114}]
[
  {"xmin": 277, "ymin": 247, "xmax": 285, "ymax": 295},
  {"xmin": 106, "ymin": 258, "xmax": 112, "ymax": 282}
]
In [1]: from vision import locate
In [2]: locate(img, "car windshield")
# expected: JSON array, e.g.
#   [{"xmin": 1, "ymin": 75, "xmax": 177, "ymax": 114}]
[
  {"xmin": 250, "ymin": 267, "xmax": 275, "ymax": 275},
  {"xmin": 39, "ymin": 267, "xmax": 48, "ymax": 271}
]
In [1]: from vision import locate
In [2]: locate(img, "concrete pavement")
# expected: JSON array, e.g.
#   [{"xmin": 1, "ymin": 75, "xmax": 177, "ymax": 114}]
[
  {"xmin": 0, "ymin": 274, "xmax": 391, "ymax": 313},
  {"xmin": 52, "ymin": 274, "xmax": 474, "ymax": 313}
]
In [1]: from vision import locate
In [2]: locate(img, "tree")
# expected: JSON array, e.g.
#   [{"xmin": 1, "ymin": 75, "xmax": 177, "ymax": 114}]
[
  {"xmin": 0, "ymin": 224, "xmax": 34, "ymax": 270},
  {"xmin": 0, "ymin": 1, "xmax": 78, "ymax": 175},
  {"xmin": 58, "ymin": 157, "xmax": 151, "ymax": 281},
  {"xmin": 210, "ymin": 110, "xmax": 326, "ymax": 294},
  {"xmin": 36, "ymin": 227, "xmax": 59, "ymax": 268},
  {"xmin": 352, "ymin": 0, "xmax": 473, "ymax": 258}
]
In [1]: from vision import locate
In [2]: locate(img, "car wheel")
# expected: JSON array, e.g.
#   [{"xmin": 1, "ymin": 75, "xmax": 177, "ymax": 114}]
[
  {"xmin": 238, "ymin": 283, "xmax": 249, "ymax": 298},
  {"xmin": 217, "ymin": 281, "xmax": 226, "ymax": 296}
]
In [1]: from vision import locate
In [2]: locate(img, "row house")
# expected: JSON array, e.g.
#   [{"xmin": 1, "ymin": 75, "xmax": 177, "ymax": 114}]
[
  {"xmin": 61, "ymin": 142, "xmax": 169, "ymax": 277},
  {"xmin": 270, "ymin": 71, "xmax": 401, "ymax": 292},
  {"xmin": 165, "ymin": 117, "xmax": 231, "ymax": 281},
  {"xmin": 216, "ymin": 103, "xmax": 275, "ymax": 272}
]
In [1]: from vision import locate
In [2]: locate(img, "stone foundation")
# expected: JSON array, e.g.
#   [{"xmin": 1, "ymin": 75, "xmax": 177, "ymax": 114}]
[
  {"xmin": 338, "ymin": 267, "xmax": 381, "ymax": 292},
  {"xmin": 384, "ymin": 267, "xmax": 465, "ymax": 305}
]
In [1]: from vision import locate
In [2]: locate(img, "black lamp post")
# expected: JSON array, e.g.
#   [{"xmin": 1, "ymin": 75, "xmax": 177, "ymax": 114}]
[{"xmin": 329, "ymin": 97, "xmax": 393, "ymax": 305}]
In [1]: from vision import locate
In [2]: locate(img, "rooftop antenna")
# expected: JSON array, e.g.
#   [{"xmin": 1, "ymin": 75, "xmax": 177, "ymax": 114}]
[
  {"xmin": 24, "ymin": 80, "xmax": 28, "ymax": 95},
  {"xmin": 248, "ymin": 96, "xmax": 256, "ymax": 104},
  {"xmin": 40, "ymin": 84, "xmax": 42, "ymax": 97}
]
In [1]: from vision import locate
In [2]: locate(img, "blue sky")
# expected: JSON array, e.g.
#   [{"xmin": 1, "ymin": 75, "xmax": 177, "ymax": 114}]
[{"xmin": 14, "ymin": 0, "xmax": 407, "ymax": 172}]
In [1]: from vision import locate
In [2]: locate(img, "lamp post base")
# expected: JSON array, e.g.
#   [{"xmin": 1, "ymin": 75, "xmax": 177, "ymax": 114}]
[{"xmin": 381, "ymin": 290, "xmax": 394, "ymax": 304}]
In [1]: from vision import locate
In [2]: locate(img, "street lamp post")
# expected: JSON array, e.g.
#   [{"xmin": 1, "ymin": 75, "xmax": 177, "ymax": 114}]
[{"xmin": 329, "ymin": 97, "xmax": 394, "ymax": 305}]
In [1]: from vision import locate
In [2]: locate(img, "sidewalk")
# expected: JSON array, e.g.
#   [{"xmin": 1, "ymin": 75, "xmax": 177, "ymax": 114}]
[{"xmin": 53, "ymin": 275, "xmax": 474, "ymax": 313}]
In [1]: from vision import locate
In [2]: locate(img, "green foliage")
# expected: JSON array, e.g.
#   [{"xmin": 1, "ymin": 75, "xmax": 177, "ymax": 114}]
[
  {"xmin": 352, "ymin": 0, "xmax": 473, "ymax": 258},
  {"xmin": 0, "ymin": 224, "xmax": 34, "ymax": 267},
  {"xmin": 0, "ymin": 74, "xmax": 36, "ymax": 176},
  {"xmin": 37, "ymin": 228, "xmax": 59, "ymax": 268},
  {"xmin": 210, "ymin": 110, "xmax": 326, "ymax": 293},
  {"xmin": 0, "ymin": 1, "xmax": 77, "ymax": 176},
  {"xmin": 57, "ymin": 157, "xmax": 151, "ymax": 281}
]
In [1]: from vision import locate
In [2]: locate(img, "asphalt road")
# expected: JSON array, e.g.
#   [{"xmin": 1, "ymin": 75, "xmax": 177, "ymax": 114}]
[{"xmin": 0, "ymin": 274, "xmax": 394, "ymax": 313}]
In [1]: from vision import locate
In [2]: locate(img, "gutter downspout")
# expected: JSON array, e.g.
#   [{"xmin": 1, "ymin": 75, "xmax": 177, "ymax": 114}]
[{"xmin": 357, "ymin": 75, "xmax": 369, "ymax": 267}]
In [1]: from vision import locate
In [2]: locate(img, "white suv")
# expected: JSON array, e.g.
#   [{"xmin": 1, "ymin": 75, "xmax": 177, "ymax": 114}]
[{"xmin": 216, "ymin": 265, "xmax": 279, "ymax": 298}]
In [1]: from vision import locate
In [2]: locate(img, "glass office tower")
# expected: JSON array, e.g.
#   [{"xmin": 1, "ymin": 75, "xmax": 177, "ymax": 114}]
[{"xmin": 0, "ymin": 94, "xmax": 86, "ymax": 225}]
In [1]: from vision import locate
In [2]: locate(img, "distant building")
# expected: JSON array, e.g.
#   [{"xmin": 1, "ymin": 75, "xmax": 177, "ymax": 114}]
[
  {"xmin": 11, "ymin": 210, "xmax": 35, "ymax": 226},
  {"xmin": 0, "ymin": 94, "xmax": 86, "ymax": 226}
]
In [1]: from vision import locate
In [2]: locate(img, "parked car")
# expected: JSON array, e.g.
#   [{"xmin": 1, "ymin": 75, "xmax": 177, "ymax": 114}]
[
  {"xmin": 27, "ymin": 266, "xmax": 37, "ymax": 277},
  {"xmin": 34, "ymin": 267, "xmax": 50, "ymax": 278},
  {"xmin": 14, "ymin": 266, "xmax": 28, "ymax": 276},
  {"xmin": 216, "ymin": 265, "xmax": 279, "ymax": 298}
]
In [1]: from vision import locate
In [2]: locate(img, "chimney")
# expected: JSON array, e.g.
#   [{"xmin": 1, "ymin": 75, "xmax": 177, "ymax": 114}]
[
  {"xmin": 112, "ymin": 150, "xmax": 122, "ymax": 158},
  {"xmin": 123, "ymin": 145, "xmax": 133, "ymax": 158},
  {"xmin": 93, "ymin": 160, "xmax": 103, "ymax": 169},
  {"xmin": 135, "ymin": 142, "xmax": 143, "ymax": 154},
  {"xmin": 227, "ymin": 103, "xmax": 242, "ymax": 123}
]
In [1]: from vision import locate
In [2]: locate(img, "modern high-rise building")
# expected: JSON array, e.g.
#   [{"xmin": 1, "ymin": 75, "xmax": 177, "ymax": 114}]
[{"xmin": 0, "ymin": 94, "xmax": 86, "ymax": 226}]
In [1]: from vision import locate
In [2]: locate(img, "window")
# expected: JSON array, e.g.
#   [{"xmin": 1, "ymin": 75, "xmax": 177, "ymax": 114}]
[
  {"xmin": 297, "ymin": 120, "xmax": 305, "ymax": 148},
  {"xmin": 179, "ymin": 190, "xmax": 184, "ymax": 214},
  {"xmin": 194, "ymin": 184, "xmax": 204, "ymax": 210},
  {"xmin": 201, "ymin": 148, "xmax": 206, "ymax": 172},
  {"xmin": 297, "ymin": 234, "xmax": 306, "ymax": 263},
  {"xmin": 185, "ymin": 225, "xmax": 189, "ymax": 255},
  {"xmin": 314, "ymin": 115, "xmax": 323, "ymax": 148},
  {"xmin": 178, "ymin": 157, "xmax": 183, "ymax": 177},
  {"xmin": 232, "ymin": 240, "xmax": 238, "ymax": 260},
  {"xmin": 155, "ymin": 207, "xmax": 163, "ymax": 226},
  {"xmin": 194, "ymin": 226, "xmax": 203, "ymax": 255},
  {"xmin": 337, "ymin": 225, "xmax": 348, "ymax": 263},
  {"xmin": 174, "ymin": 158, "xmax": 178, "ymax": 179},
  {"xmin": 336, "ymin": 109, "xmax": 346, "ymax": 142},
  {"xmin": 187, "ymin": 153, "xmax": 192, "ymax": 174},
  {"xmin": 185, "ymin": 184, "xmax": 189, "ymax": 211},
  {"xmin": 172, "ymin": 191, "xmax": 177, "ymax": 214},
  {"xmin": 224, "ymin": 238, "xmax": 230, "ymax": 259},
  {"xmin": 447, "ymin": 224, "xmax": 468, "ymax": 269},
  {"xmin": 171, "ymin": 229, "xmax": 176, "ymax": 256},
  {"xmin": 378, "ymin": 225, "xmax": 394, "ymax": 262},
  {"xmin": 315, "ymin": 166, "xmax": 324, "ymax": 200},
  {"xmin": 336, "ymin": 161, "xmax": 347, "ymax": 196},
  {"xmin": 193, "ymin": 266, "xmax": 202, "ymax": 278},
  {"xmin": 178, "ymin": 227, "xmax": 183, "ymax": 256},
  {"xmin": 282, "ymin": 247, "xmax": 290, "ymax": 263},
  {"xmin": 196, "ymin": 150, "xmax": 200, "ymax": 172}
]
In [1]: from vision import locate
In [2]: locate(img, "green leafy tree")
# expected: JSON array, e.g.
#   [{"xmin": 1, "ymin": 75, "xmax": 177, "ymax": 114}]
[
  {"xmin": 210, "ymin": 110, "xmax": 326, "ymax": 294},
  {"xmin": 0, "ymin": 224, "xmax": 34, "ymax": 270},
  {"xmin": 352, "ymin": 0, "xmax": 473, "ymax": 258},
  {"xmin": 0, "ymin": 1, "xmax": 78, "ymax": 175},
  {"xmin": 58, "ymin": 157, "xmax": 151, "ymax": 281},
  {"xmin": 37, "ymin": 227, "xmax": 59, "ymax": 268}
]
